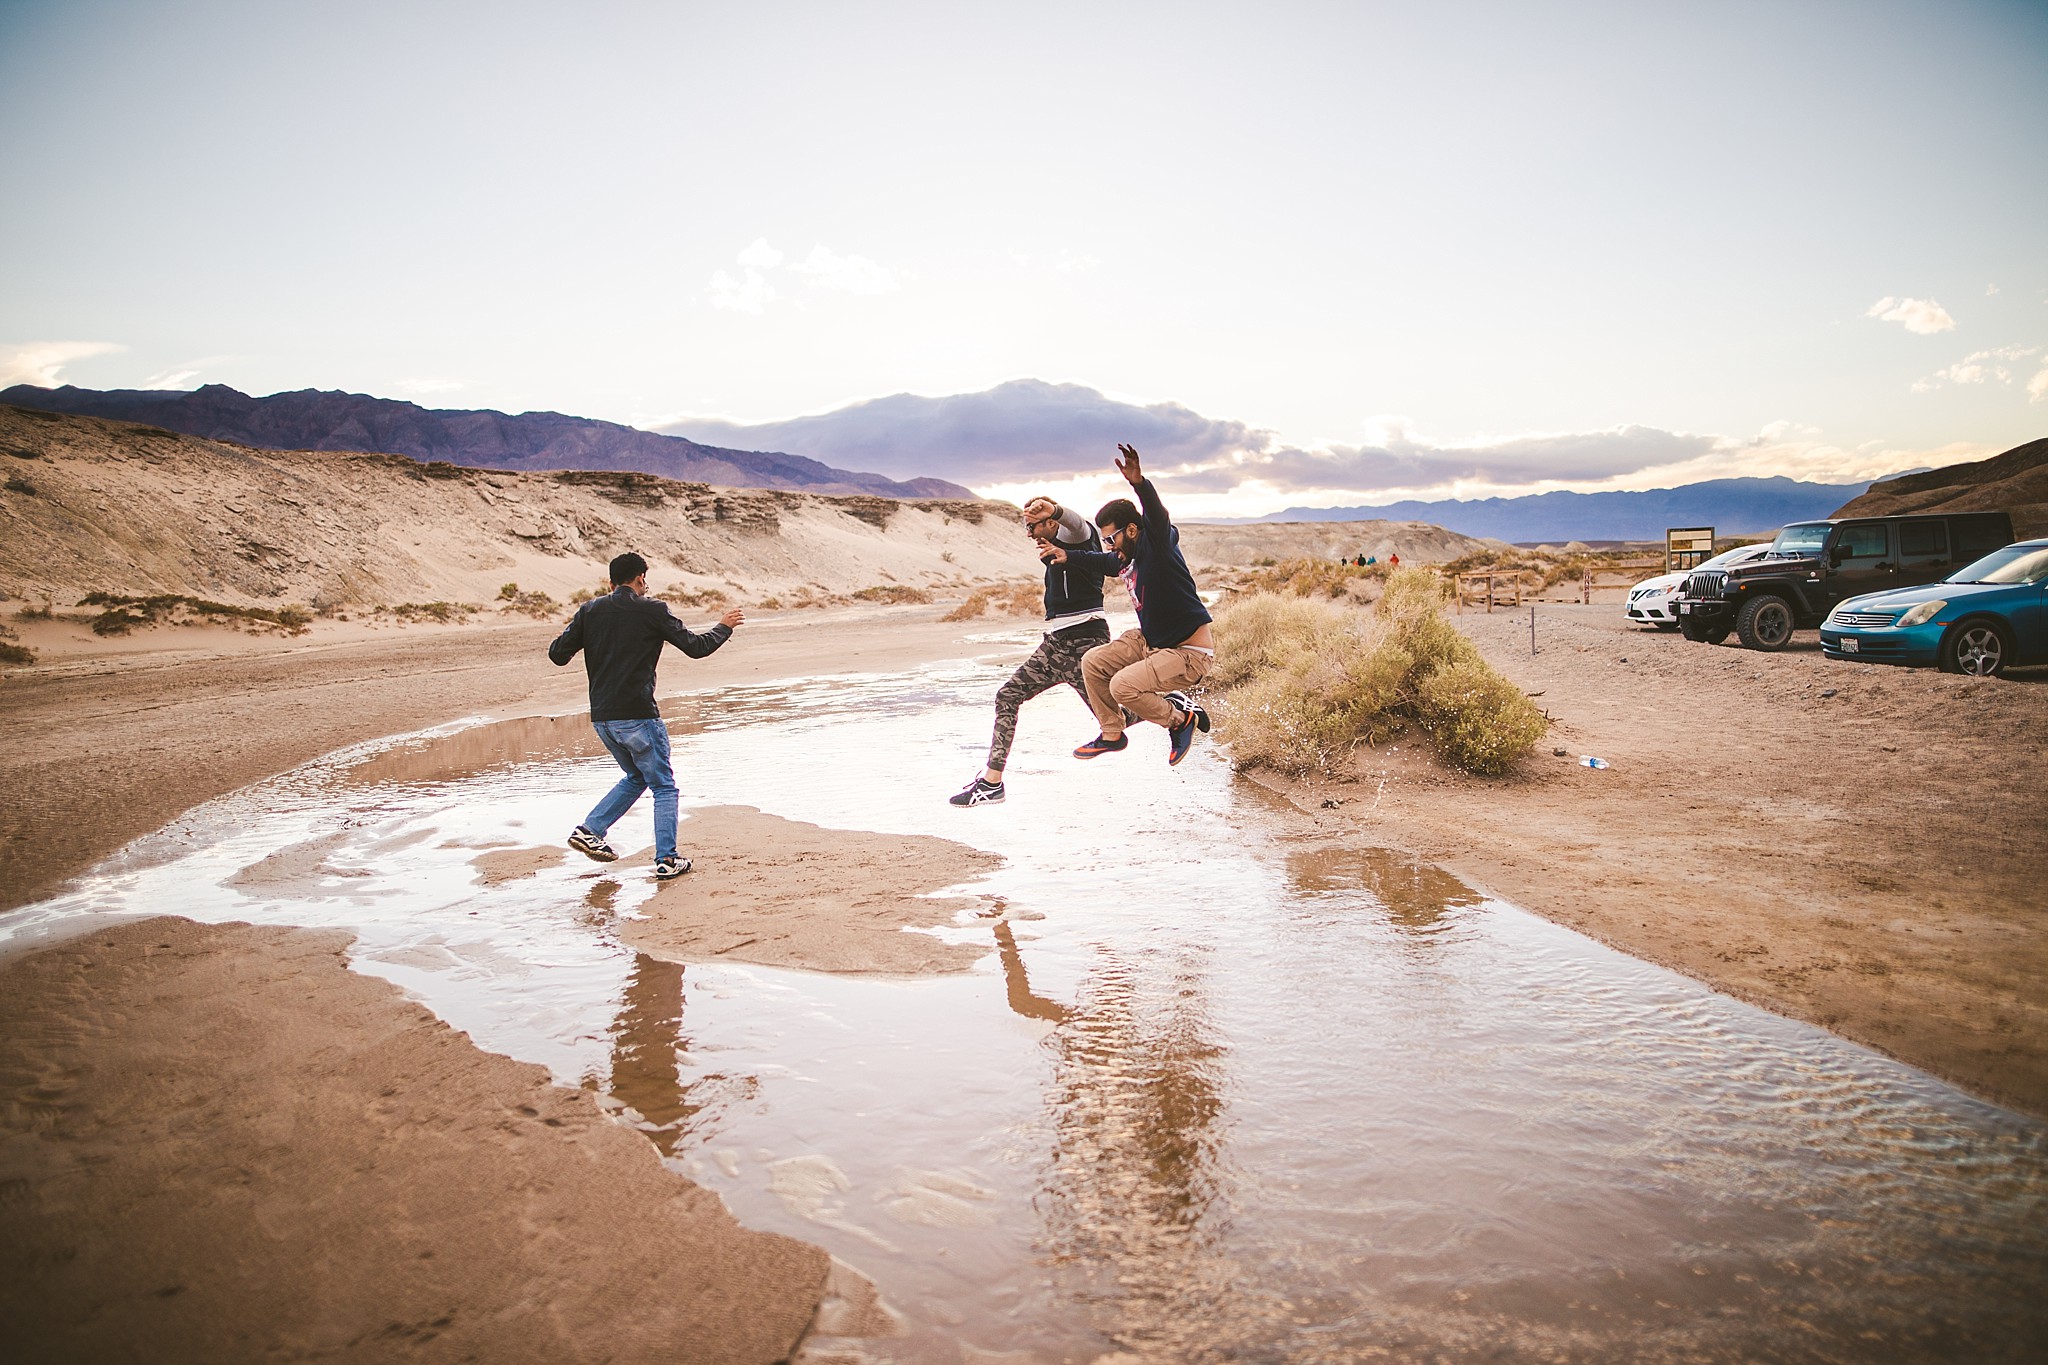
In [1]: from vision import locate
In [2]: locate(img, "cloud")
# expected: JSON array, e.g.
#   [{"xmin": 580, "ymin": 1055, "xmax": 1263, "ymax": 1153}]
[
  {"xmin": 1866, "ymin": 296, "xmax": 1956, "ymax": 334},
  {"xmin": 1910, "ymin": 345, "xmax": 2042, "ymax": 392},
  {"xmin": 0, "ymin": 340, "xmax": 124, "ymax": 388},
  {"xmin": 789, "ymin": 245, "xmax": 897, "ymax": 294},
  {"xmin": 708, "ymin": 238, "xmax": 903, "ymax": 310},
  {"xmin": 140, "ymin": 368, "xmax": 202, "ymax": 388},
  {"xmin": 2030, "ymin": 360, "xmax": 2048, "ymax": 404}
]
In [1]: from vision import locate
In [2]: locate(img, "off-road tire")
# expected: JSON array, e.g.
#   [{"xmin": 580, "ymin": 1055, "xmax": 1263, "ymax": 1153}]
[
  {"xmin": 1939, "ymin": 620, "xmax": 2010, "ymax": 677},
  {"xmin": 1734, "ymin": 595, "xmax": 1796, "ymax": 651},
  {"xmin": 1679, "ymin": 617, "xmax": 1731, "ymax": 645}
]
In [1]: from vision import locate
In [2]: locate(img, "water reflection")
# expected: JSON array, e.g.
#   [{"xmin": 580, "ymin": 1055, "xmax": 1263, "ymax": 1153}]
[
  {"xmin": 1035, "ymin": 943, "xmax": 1258, "ymax": 1356},
  {"xmin": 604, "ymin": 951, "xmax": 755, "ymax": 1157},
  {"xmin": 993, "ymin": 922, "xmax": 1068, "ymax": 1024},
  {"xmin": 1287, "ymin": 843, "xmax": 1484, "ymax": 934}
]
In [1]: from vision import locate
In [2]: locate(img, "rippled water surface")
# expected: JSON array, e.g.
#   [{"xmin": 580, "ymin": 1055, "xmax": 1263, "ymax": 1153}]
[{"xmin": 7, "ymin": 646, "xmax": 2045, "ymax": 1362}]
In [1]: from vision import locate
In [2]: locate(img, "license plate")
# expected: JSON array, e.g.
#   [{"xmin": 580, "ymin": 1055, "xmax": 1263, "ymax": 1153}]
[
  {"xmin": 1678, "ymin": 602, "xmax": 1691, "ymax": 615},
  {"xmin": 1841, "ymin": 638, "xmax": 1858, "ymax": 653}
]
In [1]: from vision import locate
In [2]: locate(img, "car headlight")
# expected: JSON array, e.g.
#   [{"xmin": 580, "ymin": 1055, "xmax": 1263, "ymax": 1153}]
[{"xmin": 1896, "ymin": 599, "xmax": 1946, "ymax": 628}]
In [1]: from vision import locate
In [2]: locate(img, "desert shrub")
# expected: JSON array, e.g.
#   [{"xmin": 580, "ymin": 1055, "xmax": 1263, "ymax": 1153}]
[
  {"xmin": 757, "ymin": 596, "xmax": 783, "ymax": 610},
  {"xmin": 497, "ymin": 586, "xmax": 560, "ymax": 618},
  {"xmin": 1413, "ymin": 657, "xmax": 1551, "ymax": 776},
  {"xmin": 381, "ymin": 601, "xmax": 474, "ymax": 624},
  {"xmin": 1236, "ymin": 556, "xmax": 1388, "ymax": 599},
  {"xmin": 851, "ymin": 585, "xmax": 933, "ymax": 605},
  {"xmin": 79, "ymin": 592, "xmax": 312, "ymax": 636},
  {"xmin": 16, "ymin": 601, "xmax": 54, "ymax": 621},
  {"xmin": 1212, "ymin": 568, "xmax": 1544, "ymax": 776},
  {"xmin": 0, "ymin": 642, "xmax": 34, "ymax": 665},
  {"xmin": 941, "ymin": 581, "xmax": 1041, "ymax": 621},
  {"xmin": 658, "ymin": 585, "xmax": 730, "ymax": 609}
]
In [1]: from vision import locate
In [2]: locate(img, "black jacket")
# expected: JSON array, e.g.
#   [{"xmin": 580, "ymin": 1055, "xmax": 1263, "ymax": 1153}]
[
  {"xmin": 1063, "ymin": 478, "xmax": 1212, "ymax": 648},
  {"xmin": 548, "ymin": 587, "xmax": 730, "ymax": 721},
  {"xmin": 1043, "ymin": 506, "xmax": 1108, "ymax": 624}
]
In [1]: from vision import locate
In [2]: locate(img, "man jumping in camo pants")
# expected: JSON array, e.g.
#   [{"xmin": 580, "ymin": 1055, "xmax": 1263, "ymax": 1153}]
[{"xmin": 949, "ymin": 497, "xmax": 1116, "ymax": 807}]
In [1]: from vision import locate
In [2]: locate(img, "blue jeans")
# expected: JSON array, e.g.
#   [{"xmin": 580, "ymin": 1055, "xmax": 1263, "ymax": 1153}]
[{"xmin": 583, "ymin": 719, "xmax": 678, "ymax": 861}]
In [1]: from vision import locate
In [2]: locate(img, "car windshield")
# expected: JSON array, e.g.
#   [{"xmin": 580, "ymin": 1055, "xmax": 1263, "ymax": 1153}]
[
  {"xmin": 1699, "ymin": 544, "xmax": 1764, "ymax": 571},
  {"xmin": 1948, "ymin": 543, "xmax": 2048, "ymax": 585},
  {"xmin": 1770, "ymin": 523, "xmax": 1831, "ymax": 554}
]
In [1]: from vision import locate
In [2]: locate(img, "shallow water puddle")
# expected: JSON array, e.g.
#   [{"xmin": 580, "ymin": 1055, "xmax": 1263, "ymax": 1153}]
[{"xmin": 6, "ymin": 653, "xmax": 2046, "ymax": 1362}]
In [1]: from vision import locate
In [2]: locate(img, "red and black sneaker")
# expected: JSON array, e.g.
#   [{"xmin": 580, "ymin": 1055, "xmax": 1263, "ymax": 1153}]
[{"xmin": 1072, "ymin": 733, "xmax": 1129, "ymax": 759}]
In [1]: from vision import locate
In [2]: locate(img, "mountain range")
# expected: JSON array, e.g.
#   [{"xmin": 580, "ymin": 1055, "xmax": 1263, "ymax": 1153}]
[
  {"xmin": 0, "ymin": 384, "xmax": 974, "ymax": 500},
  {"xmin": 1236, "ymin": 477, "xmax": 1879, "ymax": 542}
]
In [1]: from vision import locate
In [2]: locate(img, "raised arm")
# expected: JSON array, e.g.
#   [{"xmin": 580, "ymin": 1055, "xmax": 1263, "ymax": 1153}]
[
  {"xmin": 660, "ymin": 605, "xmax": 744, "ymax": 658},
  {"xmin": 1114, "ymin": 443, "xmax": 1174, "ymax": 544},
  {"xmin": 547, "ymin": 608, "xmax": 585, "ymax": 666}
]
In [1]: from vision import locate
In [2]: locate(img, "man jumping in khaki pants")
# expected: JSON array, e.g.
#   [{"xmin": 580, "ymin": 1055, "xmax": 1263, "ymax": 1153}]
[{"xmin": 1042, "ymin": 444, "xmax": 1214, "ymax": 766}]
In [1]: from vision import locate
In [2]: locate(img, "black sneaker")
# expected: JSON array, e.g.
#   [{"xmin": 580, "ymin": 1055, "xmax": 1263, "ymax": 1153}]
[
  {"xmin": 653, "ymin": 855, "xmax": 692, "ymax": 880},
  {"xmin": 1167, "ymin": 711, "xmax": 1199, "ymax": 766},
  {"xmin": 568, "ymin": 826, "xmax": 618, "ymax": 862},
  {"xmin": 1073, "ymin": 733, "xmax": 1129, "ymax": 759},
  {"xmin": 949, "ymin": 776, "xmax": 1006, "ymax": 807}
]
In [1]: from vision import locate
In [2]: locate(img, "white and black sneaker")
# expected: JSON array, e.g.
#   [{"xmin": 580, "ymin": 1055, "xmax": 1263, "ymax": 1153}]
[
  {"xmin": 653, "ymin": 855, "xmax": 692, "ymax": 880},
  {"xmin": 568, "ymin": 826, "xmax": 618, "ymax": 862},
  {"xmin": 948, "ymin": 775, "xmax": 1006, "ymax": 807},
  {"xmin": 1164, "ymin": 691, "xmax": 1212, "ymax": 733}
]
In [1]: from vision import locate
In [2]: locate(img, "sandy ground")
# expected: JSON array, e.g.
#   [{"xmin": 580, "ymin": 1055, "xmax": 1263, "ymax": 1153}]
[
  {"xmin": 4, "ymin": 594, "xmax": 2045, "ymax": 1361},
  {"xmin": 0, "ymin": 916, "xmax": 829, "ymax": 1364},
  {"xmin": 1249, "ymin": 603, "xmax": 2048, "ymax": 1116}
]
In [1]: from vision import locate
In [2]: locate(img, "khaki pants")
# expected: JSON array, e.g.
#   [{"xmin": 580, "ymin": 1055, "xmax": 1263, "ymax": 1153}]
[{"xmin": 1081, "ymin": 629, "xmax": 1212, "ymax": 738}]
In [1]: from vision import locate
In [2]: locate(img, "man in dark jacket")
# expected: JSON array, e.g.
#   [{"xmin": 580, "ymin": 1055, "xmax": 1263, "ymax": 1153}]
[
  {"xmin": 548, "ymin": 551, "xmax": 743, "ymax": 878},
  {"xmin": 949, "ymin": 496, "xmax": 1114, "ymax": 807},
  {"xmin": 1042, "ymin": 445, "xmax": 1213, "ymax": 766}
]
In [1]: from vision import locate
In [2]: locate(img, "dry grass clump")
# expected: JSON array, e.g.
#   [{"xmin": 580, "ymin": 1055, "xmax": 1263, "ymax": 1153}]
[
  {"xmin": 1235, "ymin": 556, "xmax": 1389, "ymax": 599},
  {"xmin": 496, "ymin": 582, "xmax": 561, "ymax": 618},
  {"xmin": 80, "ymin": 592, "xmax": 312, "ymax": 637},
  {"xmin": 0, "ymin": 619, "xmax": 33, "ymax": 666},
  {"xmin": 941, "ymin": 580, "xmax": 1043, "ymax": 621},
  {"xmin": 658, "ymin": 585, "xmax": 731, "ymax": 609},
  {"xmin": 1213, "ymin": 568, "xmax": 1545, "ymax": 776},
  {"xmin": 851, "ymin": 584, "xmax": 933, "ymax": 605},
  {"xmin": 377, "ymin": 601, "xmax": 476, "ymax": 624}
]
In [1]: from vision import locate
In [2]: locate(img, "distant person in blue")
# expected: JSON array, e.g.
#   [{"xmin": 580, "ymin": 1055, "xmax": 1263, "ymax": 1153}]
[
  {"xmin": 1041, "ymin": 445, "xmax": 1214, "ymax": 766},
  {"xmin": 548, "ymin": 551, "xmax": 743, "ymax": 879}
]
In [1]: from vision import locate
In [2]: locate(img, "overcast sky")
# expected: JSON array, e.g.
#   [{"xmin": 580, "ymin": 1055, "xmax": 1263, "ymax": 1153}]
[{"xmin": 3, "ymin": 0, "xmax": 2044, "ymax": 516}]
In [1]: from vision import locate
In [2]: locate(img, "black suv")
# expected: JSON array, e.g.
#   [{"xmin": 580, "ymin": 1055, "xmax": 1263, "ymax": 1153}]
[{"xmin": 1674, "ymin": 512, "xmax": 2015, "ymax": 651}]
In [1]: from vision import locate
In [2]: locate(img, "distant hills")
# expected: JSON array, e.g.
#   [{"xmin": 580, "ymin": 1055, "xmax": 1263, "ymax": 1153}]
[
  {"xmin": 1236, "ymin": 477, "xmax": 1877, "ymax": 542},
  {"xmin": 0, "ymin": 384, "xmax": 975, "ymax": 500},
  {"xmin": 1833, "ymin": 437, "xmax": 2048, "ymax": 539}
]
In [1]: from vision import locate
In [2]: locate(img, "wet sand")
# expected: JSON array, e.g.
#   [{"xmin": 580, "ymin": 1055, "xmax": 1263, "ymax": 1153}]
[
  {"xmin": 0, "ymin": 916, "xmax": 828, "ymax": 1364},
  {"xmin": 1254, "ymin": 604, "xmax": 2048, "ymax": 1117}
]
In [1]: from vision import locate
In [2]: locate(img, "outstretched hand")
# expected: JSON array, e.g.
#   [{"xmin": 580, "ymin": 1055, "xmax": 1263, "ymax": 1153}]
[
  {"xmin": 719, "ymin": 607, "xmax": 746, "ymax": 629},
  {"xmin": 1114, "ymin": 443, "xmax": 1143, "ymax": 485},
  {"xmin": 1037, "ymin": 537, "xmax": 1069, "ymax": 565}
]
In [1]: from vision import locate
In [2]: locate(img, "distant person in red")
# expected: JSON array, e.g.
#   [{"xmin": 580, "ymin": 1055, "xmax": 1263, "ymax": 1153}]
[
  {"xmin": 1388, "ymin": 552, "xmax": 1400, "ymax": 568},
  {"xmin": 548, "ymin": 551, "xmax": 743, "ymax": 880}
]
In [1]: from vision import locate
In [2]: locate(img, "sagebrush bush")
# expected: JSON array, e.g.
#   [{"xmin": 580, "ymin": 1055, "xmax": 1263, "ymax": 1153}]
[
  {"xmin": 1414, "ymin": 656, "xmax": 1550, "ymax": 775},
  {"xmin": 1212, "ymin": 568, "xmax": 1545, "ymax": 776},
  {"xmin": 1234, "ymin": 556, "xmax": 1388, "ymax": 600}
]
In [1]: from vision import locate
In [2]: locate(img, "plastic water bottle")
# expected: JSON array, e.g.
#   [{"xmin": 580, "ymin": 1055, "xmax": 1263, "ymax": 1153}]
[{"xmin": 1579, "ymin": 756, "xmax": 1609, "ymax": 769}]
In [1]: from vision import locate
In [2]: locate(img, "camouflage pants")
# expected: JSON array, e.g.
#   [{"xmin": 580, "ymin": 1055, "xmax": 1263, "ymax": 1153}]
[{"xmin": 987, "ymin": 618, "xmax": 1111, "ymax": 772}]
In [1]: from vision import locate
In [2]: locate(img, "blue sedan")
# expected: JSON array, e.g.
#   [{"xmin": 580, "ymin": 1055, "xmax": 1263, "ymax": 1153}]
[{"xmin": 1819, "ymin": 537, "xmax": 2048, "ymax": 676}]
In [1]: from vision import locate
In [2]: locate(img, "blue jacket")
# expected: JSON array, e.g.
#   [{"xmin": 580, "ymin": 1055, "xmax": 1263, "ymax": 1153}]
[
  {"xmin": 1063, "ymin": 478, "xmax": 1212, "ymax": 648},
  {"xmin": 548, "ymin": 587, "xmax": 730, "ymax": 721},
  {"xmin": 1042, "ymin": 506, "xmax": 1108, "ymax": 625}
]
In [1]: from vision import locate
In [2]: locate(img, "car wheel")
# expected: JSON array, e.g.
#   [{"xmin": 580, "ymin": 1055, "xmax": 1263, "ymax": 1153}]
[
  {"xmin": 1735, "ymin": 595, "xmax": 1796, "ymax": 651},
  {"xmin": 1940, "ymin": 620, "xmax": 2010, "ymax": 677}
]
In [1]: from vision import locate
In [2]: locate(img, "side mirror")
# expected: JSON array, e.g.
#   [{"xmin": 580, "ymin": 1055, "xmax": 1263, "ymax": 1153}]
[{"xmin": 1828, "ymin": 545, "xmax": 1846, "ymax": 567}]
